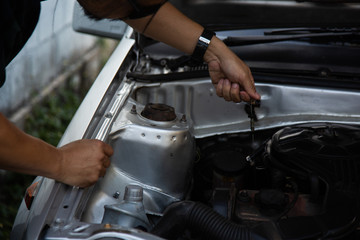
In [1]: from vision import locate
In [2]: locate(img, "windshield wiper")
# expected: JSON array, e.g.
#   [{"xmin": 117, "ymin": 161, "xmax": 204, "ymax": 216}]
[
  {"xmin": 264, "ymin": 27, "xmax": 360, "ymax": 35},
  {"xmin": 223, "ymin": 29, "xmax": 359, "ymax": 46}
]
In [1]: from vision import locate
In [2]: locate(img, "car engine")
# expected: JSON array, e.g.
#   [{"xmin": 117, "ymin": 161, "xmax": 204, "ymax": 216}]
[
  {"xmin": 77, "ymin": 65, "xmax": 360, "ymax": 239},
  {"xmin": 13, "ymin": 27, "xmax": 360, "ymax": 240}
]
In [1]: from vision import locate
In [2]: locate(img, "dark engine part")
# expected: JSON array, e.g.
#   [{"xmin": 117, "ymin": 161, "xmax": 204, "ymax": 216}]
[
  {"xmin": 141, "ymin": 103, "xmax": 177, "ymax": 121},
  {"xmin": 266, "ymin": 123, "xmax": 360, "ymax": 239},
  {"xmin": 268, "ymin": 123, "xmax": 360, "ymax": 193},
  {"xmin": 151, "ymin": 201, "xmax": 266, "ymax": 240},
  {"xmin": 180, "ymin": 123, "xmax": 360, "ymax": 240}
]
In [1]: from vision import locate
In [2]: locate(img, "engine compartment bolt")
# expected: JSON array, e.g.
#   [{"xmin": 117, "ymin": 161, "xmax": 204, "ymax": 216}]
[
  {"xmin": 113, "ymin": 191, "xmax": 120, "ymax": 199},
  {"xmin": 130, "ymin": 105, "xmax": 137, "ymax": 114},
  {"xmin": 180, "ymin": 114, "xmax": 187, "ymax": 123},
  {"xmin": 54, "ymin": 218, "xmax": 64, "ymax": 227}
]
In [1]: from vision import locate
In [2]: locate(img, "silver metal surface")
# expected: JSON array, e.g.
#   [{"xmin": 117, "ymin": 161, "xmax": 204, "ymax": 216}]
[
  {"xmin": 82, "ymin": 100, "xmax": 195, "ymax": 223},
  {"xmin": 102, "ymin": 185, "xmax": 150, "ymax": 230},
  {"xmin": 11, "ymin": 177, "xmax": 58, "ymax": 240},
  {"xmin": 110, "ymin": 102, "xmax": 195, "ymax": 196},
  {"xmin": 81, "ymin": 77, "xmax": 360, "ymax": 224},
  {"xmin": 58, "ymin": 27, "xmax": 135, "ymax": 147},
  {"xmin": 95, "ymin": 80, "xmax": 135, "ymax": 141},
  {"xmin": 45, "ymin": 222, "xmax": 165, "ymax": 240},
  {"xmin": 13, "ymin": 74, "xmax": 360, "ymax": 239},
  {"xmin": 133, "ymin": 79, "xmax": 360, "ymax": 138}
]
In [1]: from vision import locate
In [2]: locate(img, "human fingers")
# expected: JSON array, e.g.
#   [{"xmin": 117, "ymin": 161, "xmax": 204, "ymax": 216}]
[
  {"xmin": 208, "ymin": 60, "xmax": 225, "ymax": 85},
  {"xmin": 216, "ymin": 79, "xmax": 224, "ymax": 97},
  {"xmin": 221, "ymin": 79, "xmax": 232, "ymax": 101},
  {"xmin": 219, "ymin": 52, "xmax": 260, "ymax": 101},
  {"xmin": 91, "ymin": 139, "xmax": 113, "ymax": 157},
  {"xmin": 216, "ymin": 80, "xmax": 241, "ymax": 102},
  {"xmin": 102, "ymin": 142, "xmax": 113, "ymax": 157},
  {"xmin": 241, "ymin": 68, "xmax": 261, "ymax": 100},
  {"xmin": 99, "ymin": 165, "xmax": 107, "ymax": 178},
  {"xmin": 57, "ymin": 140, "xmax": 112, "ymax": 187},
  {"xmin": 102, "ymin": 156, "xmax": 111, "ymax": 168},
  {"xmin": 230, "ymin": 83, "xmax": 242, "ymax": 103},
  {"xmin": 240, "ymin": 90, "xmax": 251, "ymax": 102},
  {"xmin": 99, "ymin": 156, "xmax": 111, "ymax": 178}
]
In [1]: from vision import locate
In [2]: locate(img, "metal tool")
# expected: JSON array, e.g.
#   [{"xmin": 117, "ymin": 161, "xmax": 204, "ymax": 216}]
[
  {"xmin": 244, "ymin": 99, "xmax": 260, "ymax": 144},
  {"xmin": 249, "ymin": 100, "xmax": 256, "ymax": 143},
  {"xmin": 250, "ymin": 100, "xmax": 255, "ymax": 133}
]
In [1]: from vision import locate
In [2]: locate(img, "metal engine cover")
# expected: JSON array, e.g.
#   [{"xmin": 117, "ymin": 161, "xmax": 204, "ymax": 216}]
[{"xmin": 82, "ymin": 102, "xmax": 195, "ymax": 223}]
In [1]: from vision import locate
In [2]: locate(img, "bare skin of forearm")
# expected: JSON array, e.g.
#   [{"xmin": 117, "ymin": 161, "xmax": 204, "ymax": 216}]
[
  {"xmin": 0, "ymin": 113, "xmax": 112, "ymax": 187},
  {"xmin": 125, "ymin": 2, "xmax": 260, "ymax": 102},
  {"xmin": 125, "ymin": 3, "xmax": 227, "ymax": 64},
  {"xmin": 125, "ymin": 2, "xmax": 238, "ymax": 69},
  {"xmin": 78, "ymin": 0, "xmax": 260, "ymax": 102},
  {"xmin": 0, "ymin": 113, "xmax": 60, "ymax": 178},
  {"xmin": 125, "ymin": 2, "xmax": 203, "ymax": 55}
]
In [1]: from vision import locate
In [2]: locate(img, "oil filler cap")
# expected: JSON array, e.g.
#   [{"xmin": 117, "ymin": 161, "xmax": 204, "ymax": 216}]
[{"xmin": 141, "ymin": 103, "xmax": 176, "ymax": 121}]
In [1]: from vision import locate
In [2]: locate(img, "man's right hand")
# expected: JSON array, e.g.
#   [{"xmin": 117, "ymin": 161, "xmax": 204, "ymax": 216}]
[{"xmin": 204, "ymin": 37, "xmax": 261, "ymax": 103}]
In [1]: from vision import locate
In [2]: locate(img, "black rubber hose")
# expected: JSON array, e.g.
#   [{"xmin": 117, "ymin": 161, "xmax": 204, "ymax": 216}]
[{"xmin": 151, "ymin": 201, "xmax": 265, "ymax": 240}]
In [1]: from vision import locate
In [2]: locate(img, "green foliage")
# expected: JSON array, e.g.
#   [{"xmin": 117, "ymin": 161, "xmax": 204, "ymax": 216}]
[
  {"xmin": 0, "ymin": 81, "xmax": 84, "ymax": 239},
  {"xmin": 25, "ymin": 84, "xmax": 82, "ymax": 146},
  {"xmin": 0, "ymin": 173, "xmax": 35, "ymax": 240}
]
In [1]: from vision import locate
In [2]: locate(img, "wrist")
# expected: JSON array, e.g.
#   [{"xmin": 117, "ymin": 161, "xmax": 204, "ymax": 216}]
[
  {"xmin": 191, "ymin": 28, "xmax": 216, "ymax": 63},
  {"xmin": 47, "ymin": 147, "xmax": 64, "ymax": 182},
  {"xmin": 203, "ymin": 36, "xmax": 227, "ymax": 63}
]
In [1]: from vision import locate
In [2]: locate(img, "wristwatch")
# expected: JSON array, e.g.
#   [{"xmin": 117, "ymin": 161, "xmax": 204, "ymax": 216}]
[{"xmin": 191, "ymin": 28, "xmax": 216, "ymax": 63}]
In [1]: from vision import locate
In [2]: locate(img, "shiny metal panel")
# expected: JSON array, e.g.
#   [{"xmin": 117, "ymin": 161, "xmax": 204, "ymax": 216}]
[
  {"xmin": 95, "ymin": 80, "xmax": 135, "ymax": 141},
  {"xmin": 110, "ymin": 103, "xmax": 194, "ymax": 195},
  {"xmin": 133, "ymin": 79, "xmax": 360, "ymax": 138},
  {"xmin": 45, "ymin": 221, "xmax": 165, "ymax": 240},
  {"xmin": 58, "ymin": 27, "xmax": 135, "ymax": 146},
  {"xmin": 82, "ymin": 101, "xmax": 195, "ymax": 223}
]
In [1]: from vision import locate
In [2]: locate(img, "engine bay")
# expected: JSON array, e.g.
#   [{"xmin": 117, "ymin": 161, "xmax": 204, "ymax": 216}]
[
  {"xmin": 11, "ymin": 2, "xmax": 360, "ymax": 237},
  {"xmin": 17, "ymin": 31, "xmax": 360, "ymax": 240},
  {"xmin": 77, "ymin": 73, "xmax": 360, "ymax": 239},
  {"xmin": 188, "ymin": 123, "xmax": 360, "ymax": 239}
]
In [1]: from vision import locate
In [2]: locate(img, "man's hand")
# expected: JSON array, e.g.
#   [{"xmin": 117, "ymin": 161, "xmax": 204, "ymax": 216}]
[
  {"xmin": 56, "ymin": 139, "xmax": 113, "ymax": 188},
  {"xmin": 79, "ymin": 1, "xmax": 260, "ymax": 103},
  {"xmin": 0, "ymin": 114, "xmax": 113, "ymax": 188},
  {"xmin": 205, "ymin": 37, "xmax": 261, "ymax": 103}
]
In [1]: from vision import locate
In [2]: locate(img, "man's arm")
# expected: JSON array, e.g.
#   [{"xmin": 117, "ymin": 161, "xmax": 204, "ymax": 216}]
[
  {"xmin": 0, "ymin": 113, "xmax": 112, "ymax": 188},
  {"xmin": 126, "ymin": 2, "xmax": 260, "ymax": 102},
  {"xmin": 78, "ymin": 0, "xmax": 261, "ymax": 103}
]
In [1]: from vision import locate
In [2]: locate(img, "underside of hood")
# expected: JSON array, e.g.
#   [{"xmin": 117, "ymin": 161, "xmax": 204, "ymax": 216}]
[{"xmin": 172, "ymin": 0, "xmax": 360, "ymax": 30}]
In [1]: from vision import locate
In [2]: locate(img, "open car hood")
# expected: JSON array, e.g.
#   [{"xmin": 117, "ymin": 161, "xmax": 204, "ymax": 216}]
[
  {"xmin": 11, "ymin": 1, "xmax": 360, "ymax": 240},
  {"xmin": 172, "ymin": 0, "xmax": 360, "ymax": 30}
]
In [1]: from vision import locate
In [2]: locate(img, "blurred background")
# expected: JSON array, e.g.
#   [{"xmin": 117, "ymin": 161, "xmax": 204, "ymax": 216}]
[{"xmin": 0, "ymin": 0, "xmax": 117, "ymax": 238}]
